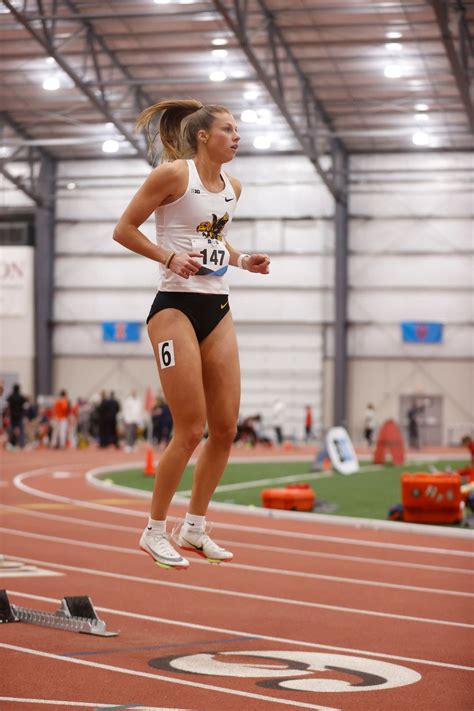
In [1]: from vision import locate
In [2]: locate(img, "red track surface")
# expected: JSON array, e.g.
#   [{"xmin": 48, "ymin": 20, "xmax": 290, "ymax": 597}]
[{"xmin": 1, "ymin": 446, "xmax": 473, "ymax": 711}]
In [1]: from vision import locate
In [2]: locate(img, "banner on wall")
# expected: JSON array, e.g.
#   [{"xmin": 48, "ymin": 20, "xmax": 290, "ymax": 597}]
[
  {"xmin": 401, "ymin": 321, "xmax": 443, "ymax": 343},
  {"xmin": 102, "ymin": 321, "xmax": 141, "ymax": 342},
  {"xmin": 0, "ymin": 246, "xmax": 32, "ymax": 316}
]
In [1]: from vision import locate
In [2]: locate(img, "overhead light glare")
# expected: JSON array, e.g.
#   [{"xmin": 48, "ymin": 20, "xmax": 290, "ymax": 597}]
[
  {"xmin": 66, "ymin": 182, "xmax": 76, "ymax": 190},
  {"xmin": 45, "ymin": 56, "xmax": 56, "ymax": 65},
  {"xmin": 412, "ymin": 131, "xmax": 430, "ymax": 146},
  {"xmin": 209, "ymin": 70, "xmax": 227, "ymax": 82},
  {"xmin": 43, "ymin": 76, "xmax": 60, "ymax": 91},
  {"xmin": 212, "ymin": 38, "xmax": 228, "ymax": 46},
  {"xmin": 386, "ymin": 30, "xmax": 402, "ymax": 39},
  {"xmin": 154, "ymin": 0, "xmax": 171, "ymax": 4},
  {"xmin": 253, "ymin": 135, "xmax": 271, "ymax": 150},
  {"xmin": 102, "ymin": 139, "xmax": 120, "ymax": 153},
  {"xmin": 414, "ymin": 112, "xmax": 429, "ymax": 122},
  {"xmin": 384, "ymin": 64, "xmax": 402, "ymax": 78},
  {"xmin": 243, "ymin": 90, "xmax": 259, "ymax": 102},
  {"xmin": 384, "ymin": 42, "xmax": 402, "ymax": 51},
  {"xmin": 241, "ymin": 109, "xmax": 258, "ymax": 123},
  {"xmin": 415, "ymin": 103, "xmax": 429, "ymax": 111},
  {"xmin": 211, "ymin": 48, "xmax": 228, "ymax": 58}
]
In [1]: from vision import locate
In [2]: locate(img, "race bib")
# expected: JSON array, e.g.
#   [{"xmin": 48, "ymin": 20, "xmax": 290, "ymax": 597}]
[{"xmin": 191, "ymin": 238, "xmax": 229, "ymax": 277}]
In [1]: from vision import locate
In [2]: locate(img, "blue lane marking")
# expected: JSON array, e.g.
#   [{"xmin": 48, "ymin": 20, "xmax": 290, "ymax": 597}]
[{"xmin": 63, "ymin": 635, "xmax": 257, "ymax": 657}]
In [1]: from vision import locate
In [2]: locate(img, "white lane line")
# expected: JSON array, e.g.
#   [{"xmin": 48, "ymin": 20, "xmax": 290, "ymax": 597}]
[
  {"xmin": 179, "ymin": 470, "xmax": 335, "ymax": 496},
  {"xmin": 13, "ymin": 469, "xmax": 474, "ymax": 554},
  {"xmin": 0, "ymin": 700, "xmax": 185, "ymax": 710},
  {"xmin": 0, "ymin": 644, "xmax": 340, "ymax": 711},
  {"xmin": 1, "ymin": 527, "xmax": 472, "ymax": 599},
  {"xmin": 4, "ymin": 505, "xmax": 473, "ymax": 576},
  {"xmin": 7, "ymin": 555, "xmax": 473, "ymax": 629},
  {"xmin": 9, "ymin": 591, "xmax": 474, "ymax": 673}
]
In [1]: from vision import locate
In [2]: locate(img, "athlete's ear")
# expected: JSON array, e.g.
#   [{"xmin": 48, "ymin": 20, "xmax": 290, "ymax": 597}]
[{"xmin": 197, "ymin": 129, "xmax": 208, "ymax": 145}]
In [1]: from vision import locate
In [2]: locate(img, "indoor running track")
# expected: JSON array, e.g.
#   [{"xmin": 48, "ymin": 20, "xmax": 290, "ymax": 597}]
[{"xmin": 1, "ymin": 447, "xmax": 473, "ymax": 711}]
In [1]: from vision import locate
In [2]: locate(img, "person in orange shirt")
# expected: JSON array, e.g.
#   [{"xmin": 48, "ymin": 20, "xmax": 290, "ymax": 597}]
[{"xmin": 50, "ymin": 390, "xmax": 70, "ymax": 449}]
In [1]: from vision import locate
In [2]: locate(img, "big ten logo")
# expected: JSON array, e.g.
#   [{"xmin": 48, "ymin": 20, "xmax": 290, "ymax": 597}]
[{"xmin": 0, "ymin": 260, "xmax": 26, "ymax": 283}]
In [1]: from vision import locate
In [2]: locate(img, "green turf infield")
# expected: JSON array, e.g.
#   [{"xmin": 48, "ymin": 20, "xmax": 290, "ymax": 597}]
[{"xmin": 98, "ymin": 458, "xmax": 469, "ymax": 521}]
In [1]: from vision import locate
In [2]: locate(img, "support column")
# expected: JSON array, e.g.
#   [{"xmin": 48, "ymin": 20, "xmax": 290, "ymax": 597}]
[
  {"xmin": 332, "ymin": 142, "xmax": 349, "ymax": 427},
  {"xmin": 34, "ymin": 155, "xmax": 56, "ymax": 396}
]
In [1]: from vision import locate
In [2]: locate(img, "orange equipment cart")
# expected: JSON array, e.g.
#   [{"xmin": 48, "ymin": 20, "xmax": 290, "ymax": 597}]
[{"xmin": 401, "ymin": 472, "xmax": 463, "ymax": 524}]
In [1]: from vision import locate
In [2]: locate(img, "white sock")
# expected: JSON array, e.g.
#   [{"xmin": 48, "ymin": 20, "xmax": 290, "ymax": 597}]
[
  {"xmin": 146, "ymin": 517, "xmax": 166, "ymax": 534},
  {"xmin": 184, "ymin": 513, "xmax": 205, "ymax": 533}
]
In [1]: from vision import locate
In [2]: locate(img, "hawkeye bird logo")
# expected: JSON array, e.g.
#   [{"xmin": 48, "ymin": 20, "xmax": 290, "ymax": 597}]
[{"xmin": 196, "ymin": 212, "xmax": 229, "ymax": 241}]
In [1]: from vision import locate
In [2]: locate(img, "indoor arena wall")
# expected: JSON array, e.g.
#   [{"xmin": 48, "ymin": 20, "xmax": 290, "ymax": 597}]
[
  {"xmin": 324, "ymin": 151, "xmax": 473, "ymax": 444},
  {"xmin": 53, "ymin": 155, "xmax": 331, "ymax": 440}
]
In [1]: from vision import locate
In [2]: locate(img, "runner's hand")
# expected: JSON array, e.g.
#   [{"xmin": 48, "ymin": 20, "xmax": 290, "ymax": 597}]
[
  {"xmin": 245, "ymin": 254, "xmax": 270, "ymax": 274},
  {"xmin": 169, "ymin": 252, "xmax": 202, "ymax": 279}
]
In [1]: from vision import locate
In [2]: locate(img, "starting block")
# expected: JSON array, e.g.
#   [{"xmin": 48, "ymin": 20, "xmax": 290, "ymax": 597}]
[{"xmin": 0, "ymin": 589, "xmax": 118, "ymax": 637}]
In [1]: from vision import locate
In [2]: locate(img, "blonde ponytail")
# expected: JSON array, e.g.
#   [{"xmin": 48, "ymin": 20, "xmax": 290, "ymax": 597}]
[{"xmin": 136, "ymin": 98, "xmax": 230, "ymax": 162}]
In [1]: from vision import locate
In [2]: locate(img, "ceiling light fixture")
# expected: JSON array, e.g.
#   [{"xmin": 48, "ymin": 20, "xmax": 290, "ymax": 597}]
[
  {"xmin": 66, "ymin": 182, "xmax": 76, "ymax": 190},
  {"xmin": 415, "ymin": 103, "xmax": 429, "ymax": 111},
  {"xmin": 386, "ymin": 30, "xmax": 402, "ymax": 39},
  {"xmin": 42, "ymin": 76, "xmax": 60, "ymax": 91},
  {"xmin": 153, "ymin": 0, "xmax": 171, "ymax": 4},
  {"xmin": 253, "ymin": 136, "xmax": 271, "ymax": 150},
  {"xmin": 211, "ymin": 48, "xmax": 228, "ymax": 58},
  {"xmin": 102, "ymin": 139, "xmax": 120, "ymax": 153},
  {"xmin": 412, "ymin": 131, "xmax": 430, "ymax": 146},
  {"xmin": 209, "ymin": 70, "xmax": 227, "ymax": 82},
  {"xmin": 45, "ymin": 56, "xmax": 56, "ymax": 64},
  {"xmin": 384, "ymin": 42, "xmax": 402, "ymax": 51},
  {"xmin": 212, "ymin": 38, "xmax": 228, "ymax": 46},
  {"xmin": 241, "ymin": 109, "xmax": 258, "ymax": 123},
  {"xmin": 384, "ymin": 64, "xmax": 402, "ymax": 78},
  {"xmin": 414, "ymin": 112, "xmax": 429, "ymax": 122}
]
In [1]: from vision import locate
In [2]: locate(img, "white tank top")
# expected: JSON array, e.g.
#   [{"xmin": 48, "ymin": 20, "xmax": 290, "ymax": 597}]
[{"xmin": 154, "ymin": 159, "xmax": 237, "ymax": 295}]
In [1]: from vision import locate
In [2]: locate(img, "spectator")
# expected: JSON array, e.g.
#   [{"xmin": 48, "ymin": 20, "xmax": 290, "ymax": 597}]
[
  {"xmin": 237, "ymin": 414, "xmax": 262, "ymax": 447},
  {"xmin": 152, "ymin": 394, "xmax": 173, "ymax": 447},
  {"xmin": 407, "ymin": 399, "xmax": 424, "ymax": 449},
  {"xmin": 50, "ymin": 390, "xmax": 70, "ymax": 449},
  {"xmin": 304, "ymin": 405, "xmax": 314, "ymax": 442},
  {"xmin": 122, "ymin": 389, "xmax": 143, "ymax": 452},
  {"xmin": 363, "ymin": 403, "xmax": 376, "ymax": 448},
  {"xmin": 271, "ymin": 399, "xmax": 285, "ymax": 445},
  {"xmin": 6, "ymin": 383, "xmax": 27, "ymax": 449}
]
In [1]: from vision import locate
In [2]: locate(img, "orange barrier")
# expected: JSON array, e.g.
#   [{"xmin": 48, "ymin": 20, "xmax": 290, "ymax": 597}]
[
  {"xmin": 401, "ymin": 472, "xmax": 463, "ymax": 524},
  {"xmin": 144, "ymin": 446, "xmax": 155, "ymax": 476},
  {"xmin": 374, "ymin": 419, "xmax": 405, "ymax": 465},
  {"xmin": 261, "ymin": 484, "xmax": 315, "ymax": 512}
]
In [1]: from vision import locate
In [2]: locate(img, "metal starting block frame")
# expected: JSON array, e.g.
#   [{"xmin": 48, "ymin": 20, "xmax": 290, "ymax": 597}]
[{"xmin": 0, "ymin": 589, "xmax": 118, "ymax": 637}]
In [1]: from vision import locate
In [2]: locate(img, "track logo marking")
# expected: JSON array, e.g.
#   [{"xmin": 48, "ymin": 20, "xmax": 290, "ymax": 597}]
[{"xmin": 149, "ymin": 650, "xmax": 421, "ymax": 693}]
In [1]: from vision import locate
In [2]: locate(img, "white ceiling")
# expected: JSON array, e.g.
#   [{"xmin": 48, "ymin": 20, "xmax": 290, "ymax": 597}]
[{"xmin": 1, "ymin": 0, "xmax": 473, "ymax": 163}]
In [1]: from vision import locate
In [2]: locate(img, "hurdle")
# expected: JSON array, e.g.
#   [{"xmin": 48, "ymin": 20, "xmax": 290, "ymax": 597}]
[{"xmin": 0, "ymin": 589, "xmax": 118, "ymax": 637}]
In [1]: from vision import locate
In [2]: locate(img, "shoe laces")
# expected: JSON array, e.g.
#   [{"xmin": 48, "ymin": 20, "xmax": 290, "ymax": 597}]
[
  {"xmin": 147, "ymin": 531, "xmax": 180, "ymax": 557},
  {"xmin": 175, "ymin": 523, "xmax": 225, "ymax": 554}
]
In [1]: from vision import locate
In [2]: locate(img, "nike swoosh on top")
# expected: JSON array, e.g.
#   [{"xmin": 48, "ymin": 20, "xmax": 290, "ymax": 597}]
[
  {"xmin": 220, "ymin": 302, "xmax": 228, "ymax": 310},
  {"xmin": 224, "ymin": 197, "xmax": 234, "ymax": 202}
]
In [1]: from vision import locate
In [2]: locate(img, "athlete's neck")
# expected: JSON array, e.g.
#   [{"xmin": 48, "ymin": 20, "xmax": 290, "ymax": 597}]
[{"xmin": 193, "ymin": 157, "xmax": 224, "ymax": 192}]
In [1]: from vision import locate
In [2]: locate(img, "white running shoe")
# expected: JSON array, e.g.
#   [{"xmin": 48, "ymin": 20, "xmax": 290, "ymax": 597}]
[
  {"xmin": 139, "ymin": 528, "xmax": 189, "ymax": 570},
  {"xmin": 176, "ymin": 525, "xmax": 233, "ymax": 564}
]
